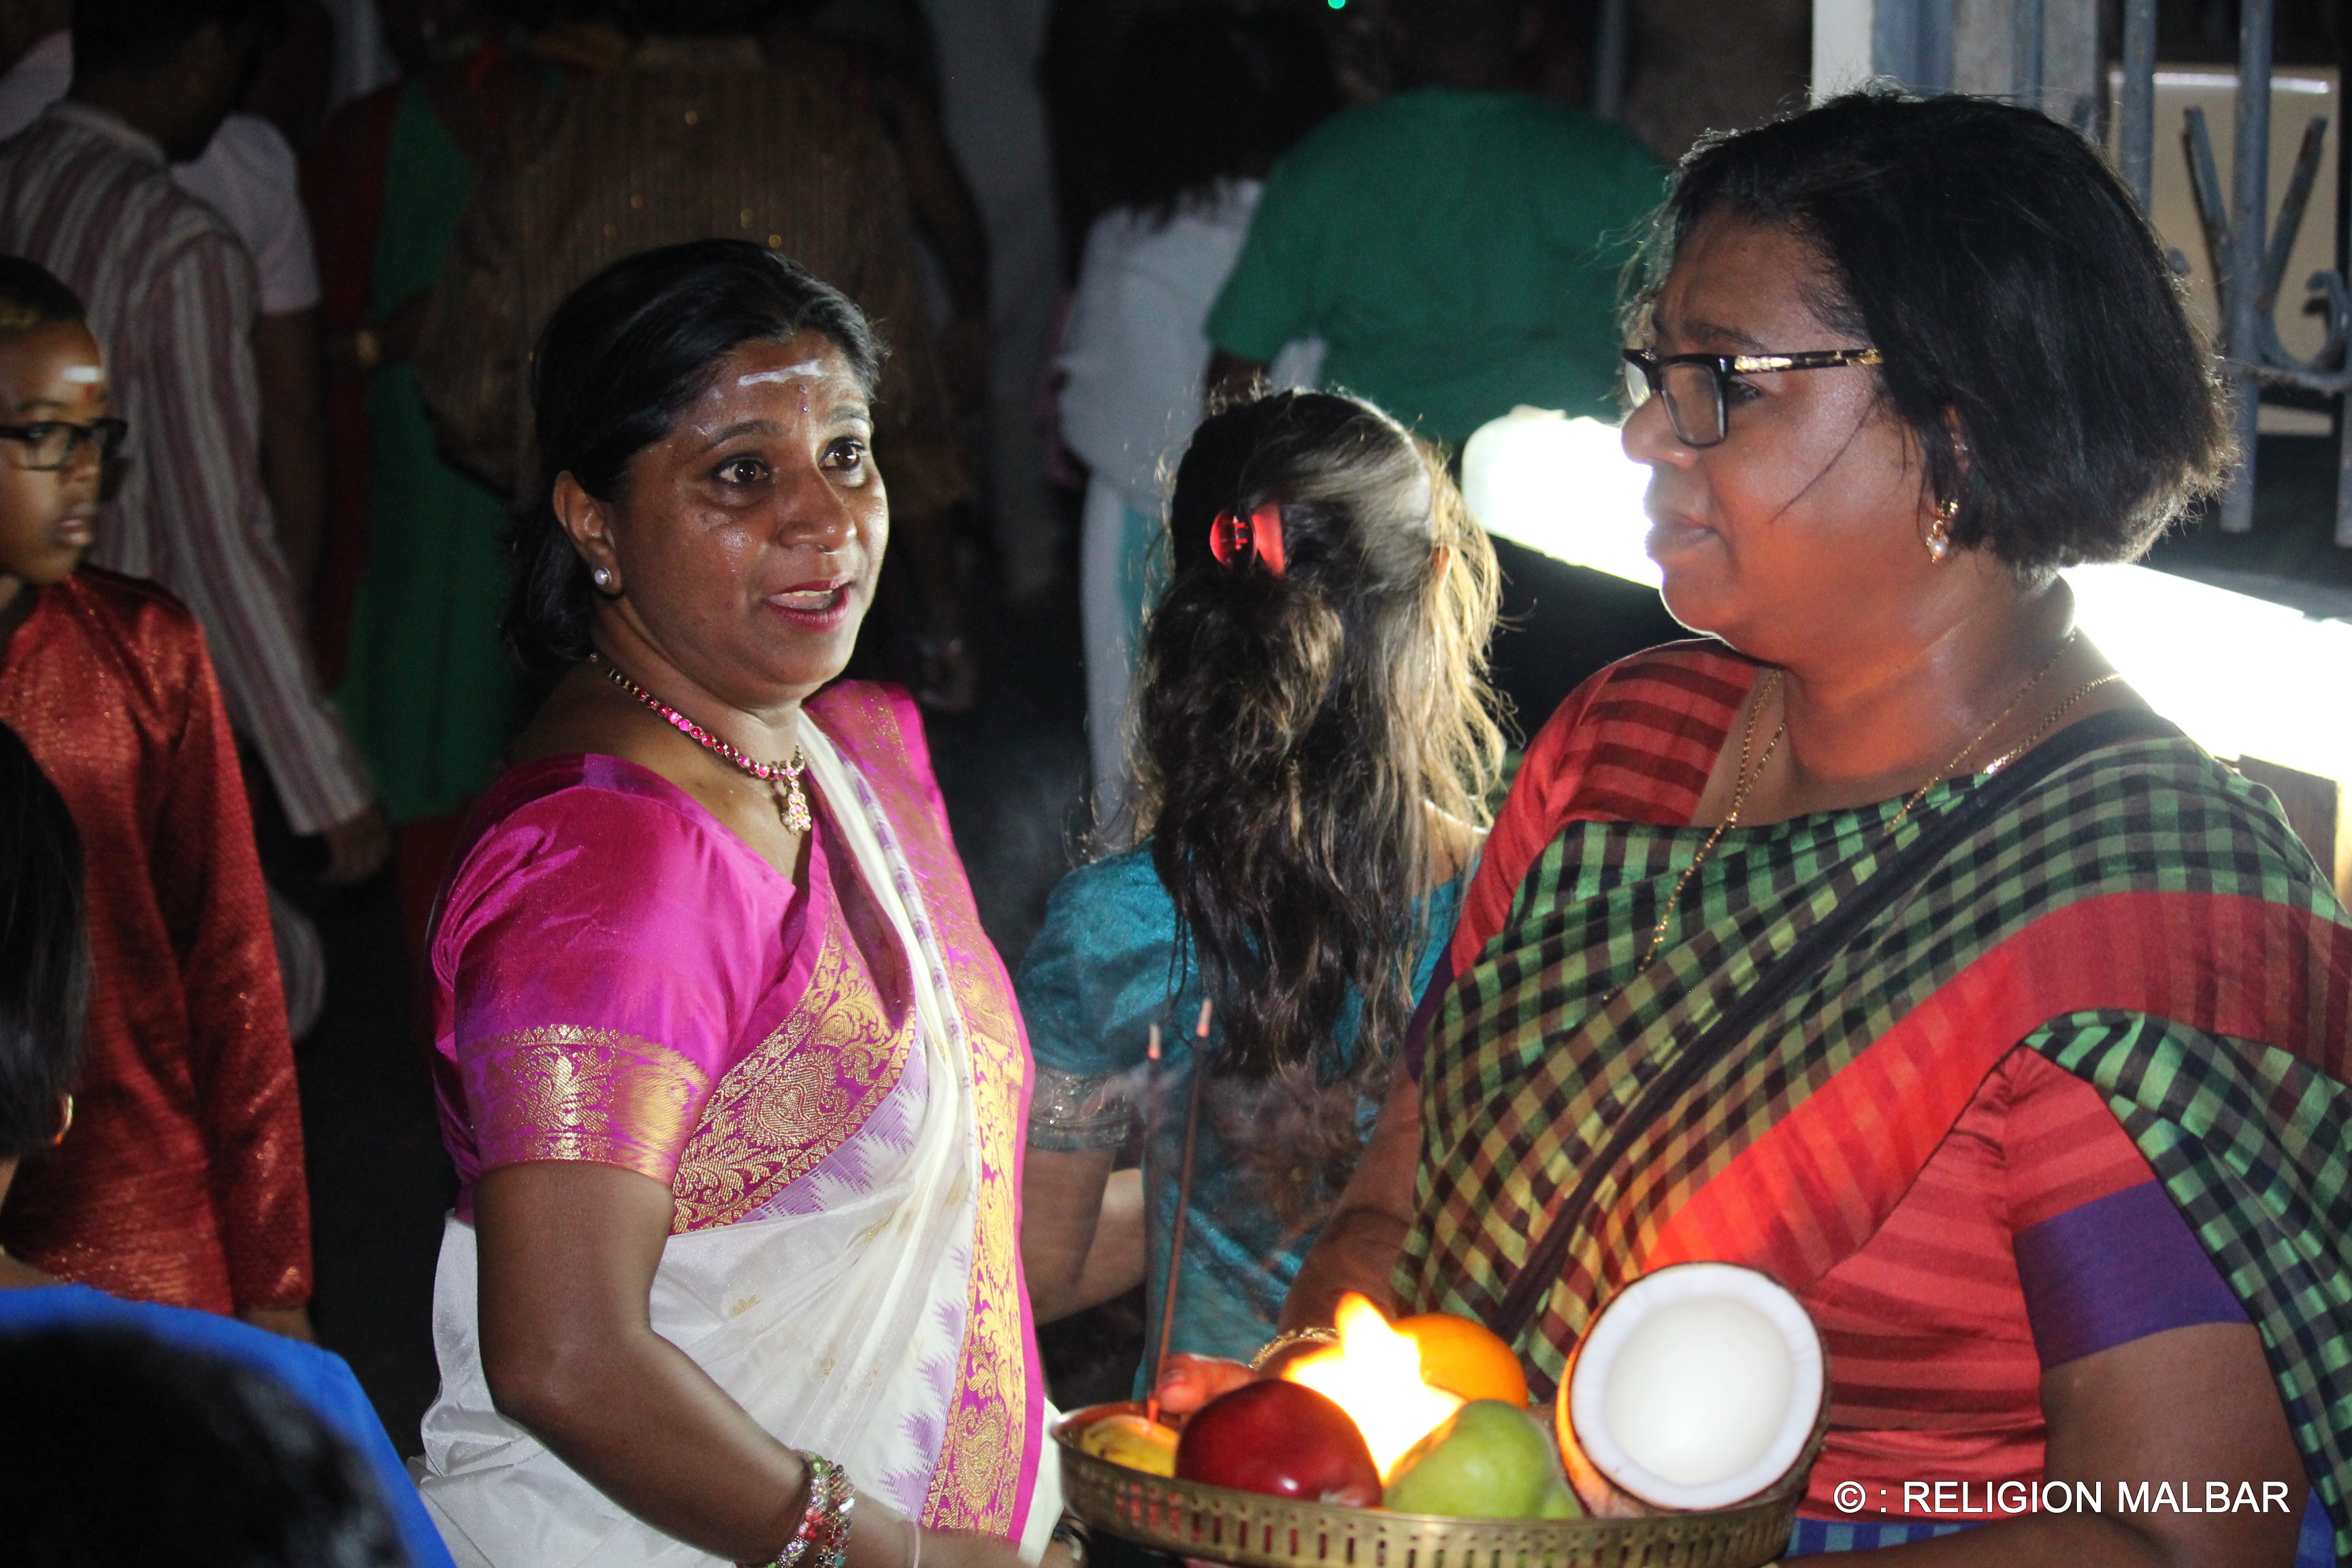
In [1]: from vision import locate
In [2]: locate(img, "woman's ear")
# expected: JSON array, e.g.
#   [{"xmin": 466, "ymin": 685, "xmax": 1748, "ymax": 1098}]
[{"xmin": 553, "ymin": 473, "xmax": 621, "ymax": 593}]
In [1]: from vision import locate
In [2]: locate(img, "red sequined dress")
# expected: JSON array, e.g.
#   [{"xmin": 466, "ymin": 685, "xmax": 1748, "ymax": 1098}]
[{"xmin": 0, "ymin": 566, "xmax": 310, "ymax": 1312}]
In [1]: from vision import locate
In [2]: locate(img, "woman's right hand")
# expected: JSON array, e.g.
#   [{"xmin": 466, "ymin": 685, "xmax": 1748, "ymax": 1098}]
[{"xmin": 1150, "ymin": 1352, "xmax": 1256, "ymax": 1417}]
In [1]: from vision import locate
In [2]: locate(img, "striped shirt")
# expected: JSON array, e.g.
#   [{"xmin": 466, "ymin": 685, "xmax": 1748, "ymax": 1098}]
[{"xmin": 0, "ymin": 102, "xmax": 372, "ymax": 834}]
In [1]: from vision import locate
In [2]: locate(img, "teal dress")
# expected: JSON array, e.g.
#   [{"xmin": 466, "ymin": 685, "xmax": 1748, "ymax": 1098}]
[{"xmin": 1017, "ymin": 845, "xmax": 1465, "ymax": 1386}]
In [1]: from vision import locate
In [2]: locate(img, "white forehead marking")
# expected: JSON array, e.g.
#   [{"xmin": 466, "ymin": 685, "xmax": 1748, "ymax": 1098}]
[
  {"xmin": 737, "ymin": 361, "xmax": 828, "ymax": 386},
  {"xmin": 61, "ymin": 365, "xmax": 103, "ymax": 384}
]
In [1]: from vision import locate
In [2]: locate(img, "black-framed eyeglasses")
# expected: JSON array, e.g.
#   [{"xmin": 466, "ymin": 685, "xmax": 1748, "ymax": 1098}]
[
  {"xmin": 1621, "ymin": 347, "xmax": 1884, "ymax": 448},
  {"xmin": 0, "ymin": 418, "xmax": 127, "ymax": 472}
]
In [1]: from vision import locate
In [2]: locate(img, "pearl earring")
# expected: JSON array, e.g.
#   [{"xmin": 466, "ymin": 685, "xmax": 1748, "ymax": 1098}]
[
  {"xmin": 593, "ymin": 567, "xmax": 613, "ymax": 589},
  {"xmin": 1925, "ymin": 497, "xmax": 1957, "ymax": 564}
]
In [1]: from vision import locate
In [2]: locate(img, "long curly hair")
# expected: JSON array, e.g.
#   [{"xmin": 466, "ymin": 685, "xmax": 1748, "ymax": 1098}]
[{"xmin": 1132, "ymin": 391, "xmax": 1503, "ymax": 1218}]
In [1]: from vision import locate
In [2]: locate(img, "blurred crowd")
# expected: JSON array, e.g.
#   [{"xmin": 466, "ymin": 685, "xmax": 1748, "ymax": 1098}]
[{"xmin": 2, "ymin": 0, "xmax": 2350, "ymax": 1560}]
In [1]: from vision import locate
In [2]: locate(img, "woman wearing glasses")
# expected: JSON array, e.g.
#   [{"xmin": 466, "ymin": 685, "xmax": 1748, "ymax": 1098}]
[
  {"xmin": 1199, "ymin": 94, "xmax": 2352, "ymax": 1567},
  {"xmin": 0, "ymin": 255, "xmax": 319, "ymax": 1339}
]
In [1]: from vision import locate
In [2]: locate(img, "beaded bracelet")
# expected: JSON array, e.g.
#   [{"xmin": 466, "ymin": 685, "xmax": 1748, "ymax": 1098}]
[{"xmin": 771, "ymin": 1455, "xmax": 857, "ymax": 1568}]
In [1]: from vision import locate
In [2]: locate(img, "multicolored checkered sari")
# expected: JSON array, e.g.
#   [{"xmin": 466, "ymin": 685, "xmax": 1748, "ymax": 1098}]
[{"xmin": 1397, "ymin": 644, "xmax": 2352, "ymax": 1557}]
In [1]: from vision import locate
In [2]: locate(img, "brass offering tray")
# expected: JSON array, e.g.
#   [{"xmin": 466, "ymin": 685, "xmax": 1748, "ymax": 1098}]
[{"xmin": 1054, "ymin": 1403, "xmax": 1802, "ymax": 1568}]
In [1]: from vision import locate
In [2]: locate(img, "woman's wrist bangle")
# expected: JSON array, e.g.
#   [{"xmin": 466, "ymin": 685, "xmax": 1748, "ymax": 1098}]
[
  {"xmin": 1248, "ymin": 1326, "xmax": 1340, "ymax": 1371},
  {"xmin": 770, "ymin": 1454, "xmax": 856, "ymax": 1568}
]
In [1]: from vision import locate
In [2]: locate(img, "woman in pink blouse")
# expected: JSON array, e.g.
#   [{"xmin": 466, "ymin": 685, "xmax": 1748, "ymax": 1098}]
[{"xmin": 414, "ymin": 240, "xmax": 1056, "ymax": 1568}]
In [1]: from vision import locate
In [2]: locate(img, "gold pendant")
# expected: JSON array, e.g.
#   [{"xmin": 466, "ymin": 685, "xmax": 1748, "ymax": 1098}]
[{"xmin": 776, "ymin": 774, "xmax": 813, "ymax": 834}]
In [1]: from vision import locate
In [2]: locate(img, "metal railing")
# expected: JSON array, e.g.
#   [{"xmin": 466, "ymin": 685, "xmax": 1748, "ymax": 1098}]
[{"xmin": 2114, "ymin": 0, "xmax": 2352, "ymax": 546}]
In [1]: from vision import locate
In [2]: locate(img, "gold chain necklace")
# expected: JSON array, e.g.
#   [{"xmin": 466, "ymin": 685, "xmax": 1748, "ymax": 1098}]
[
  {"xmin": 1633, "ymin": 633, "xmax": 2118, "ymax": 980},
  {"xmin": 1980, "ymin": 674, "xmax": 2125, "ymax": 776},
  {"xmin": 1886, "ymin": 630, "xmax": 2108, "ymax": 829},
  {"xmin": 1633, "ymin": 668, "xmax": 1786, "ymax": 972}
]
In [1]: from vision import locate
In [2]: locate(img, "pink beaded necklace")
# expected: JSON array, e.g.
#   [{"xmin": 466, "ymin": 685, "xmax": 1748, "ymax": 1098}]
[{"xmin": 589, "ymin": 652, "xmax": 813, "ymax": 832}]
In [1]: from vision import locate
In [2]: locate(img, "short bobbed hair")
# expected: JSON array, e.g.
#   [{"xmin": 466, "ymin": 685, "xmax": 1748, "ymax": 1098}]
[
  {"xmin": 510, "ymin": 240, "xmax": 885, "ymax": 675},
  {"xmin": 1644, "ymin": 91, "xmax": 2229, "ymax": 574}
]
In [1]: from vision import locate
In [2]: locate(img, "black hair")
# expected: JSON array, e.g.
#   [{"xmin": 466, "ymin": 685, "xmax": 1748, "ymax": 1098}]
[
  {"xmin": 73, "ymin": 0, "xmax": 282, "ymax": 77},
  {"xmin": 1639, "ymin": 91, "xmax": 2228, "ymax": 575},
  {"xmin": 1136, "ymin": 391, "xmax": 1504, "ymax": 1224},
  {"xmin": 0, "ymin": 256, "xmax": 86, "ymax": 333},
  {"xmin": 510, "ymin": 239, "xmax": 885, "ymax": 676},
  {"xmin": 0, "ymin": 722, "xmax": 88, "ymax": 1164},
  {"xmin": 0, "ymin": 1327, "xmax": 410, "ymax": 1567},
  {"xmin": 1103, "ymin": 7, "xmax": 1341, "ymax": 223}
]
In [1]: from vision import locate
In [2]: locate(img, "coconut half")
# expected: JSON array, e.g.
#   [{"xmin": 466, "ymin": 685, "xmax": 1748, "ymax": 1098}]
[{"xmin": 1556, "ymin": 1262, "xmax": 1827, "ymax": 1514}]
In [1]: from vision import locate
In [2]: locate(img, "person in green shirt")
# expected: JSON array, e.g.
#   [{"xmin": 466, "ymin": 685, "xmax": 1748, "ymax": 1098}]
[{"xmin": 1205, "ymin": 0, "xmax": 1665, "ymax": 445}]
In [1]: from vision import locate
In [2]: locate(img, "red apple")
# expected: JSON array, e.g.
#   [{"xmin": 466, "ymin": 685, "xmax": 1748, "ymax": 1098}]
[{"xmin": 1175, "ymin": 1381, "xmax": 1382, "ymax": 1507}]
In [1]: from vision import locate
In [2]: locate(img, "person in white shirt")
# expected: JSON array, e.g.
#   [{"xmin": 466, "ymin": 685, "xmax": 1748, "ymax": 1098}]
[
  {"xmin": 1056, "ymin": 7, "xmax": 1337, "ymax": 828},
  {"xmin": 0, "ymin": 18, "xmax": 329, "ymax": 600}
]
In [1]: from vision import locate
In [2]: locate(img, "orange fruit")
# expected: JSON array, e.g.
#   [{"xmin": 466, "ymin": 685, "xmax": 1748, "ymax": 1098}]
[{"xmin": 1397, "ymin": 1313, "xmax": 1531, "ymax": 1408}]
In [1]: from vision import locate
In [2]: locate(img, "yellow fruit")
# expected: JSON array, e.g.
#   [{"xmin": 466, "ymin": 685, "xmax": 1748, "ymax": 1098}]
[
  {"xmin": 1079, "ymin": 1413, "xmax": 1179, "ymax": 1477},
  {"xmin": 1396, "ymin": 1313, "xmax": 1531, "ymax": 1409}
]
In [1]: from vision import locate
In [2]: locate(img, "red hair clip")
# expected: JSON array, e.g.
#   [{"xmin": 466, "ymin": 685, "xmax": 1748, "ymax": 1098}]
[{"xmin": 1209, "ymin": 503, "xmax": 1286, "ymax": 577}]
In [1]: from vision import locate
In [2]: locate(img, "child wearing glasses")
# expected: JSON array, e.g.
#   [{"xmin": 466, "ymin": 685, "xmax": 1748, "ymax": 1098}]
[{"xmin": 0, "ymin": 254, "xmax": 314, "ymax": 1339}]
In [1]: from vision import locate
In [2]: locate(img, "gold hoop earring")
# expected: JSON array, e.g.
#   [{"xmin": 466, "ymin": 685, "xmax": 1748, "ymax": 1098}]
[{"xmin": 1925, "ymin": 497, "xmax": 1958, "ymax": 564}]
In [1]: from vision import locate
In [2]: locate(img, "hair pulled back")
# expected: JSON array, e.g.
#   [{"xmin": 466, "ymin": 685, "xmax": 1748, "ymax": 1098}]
[
  {"xmin": 0, "ymin": 721, "xmax": 89, "ymax": 1162},
  {"xmin": 1136, "ymin": 391, "xmax": 1503, "ymax": 1205},
  {"xmin": 510, "ymin": 240, "xmax": 883, "ymax": 676},
  {"xmin": 1643, "ymin": 91, "xmax": 2229, "ymax": 574}
]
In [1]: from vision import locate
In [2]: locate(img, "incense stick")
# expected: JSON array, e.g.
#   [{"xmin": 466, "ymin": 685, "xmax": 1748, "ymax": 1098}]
[{"xmin": 1145, "ymin": 998, "xmax": 1215, "ymax": 1426}]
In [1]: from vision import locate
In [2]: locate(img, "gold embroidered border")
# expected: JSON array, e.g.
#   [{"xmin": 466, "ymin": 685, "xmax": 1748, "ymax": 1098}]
[
  {"xmin": 670, "ymin": 920, "xmax": 913, "ymax": 1232},
  {"xmin": 466, "ymin": 1025, "xmax": 713, "ymax": 1185},
  {"xmin": 814, "ymin": 688, "xmax": 1036, "ymax": 1536}
]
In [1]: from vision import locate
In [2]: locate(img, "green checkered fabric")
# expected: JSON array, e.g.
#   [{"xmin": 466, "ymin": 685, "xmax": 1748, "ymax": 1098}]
[{"xmin": 1400, "ymin": 732, "xmax": 2352, "ymax": 1557}]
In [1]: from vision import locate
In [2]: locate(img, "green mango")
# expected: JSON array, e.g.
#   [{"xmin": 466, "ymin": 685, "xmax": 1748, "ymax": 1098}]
[{"xmin": 1382, "ymin": 1400, "xmax": 1574, "ymax": 1519}]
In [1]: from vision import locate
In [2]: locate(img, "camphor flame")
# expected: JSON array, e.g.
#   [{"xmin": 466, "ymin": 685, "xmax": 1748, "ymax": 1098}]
[{"xmin": 1282, "ymin": 1294, "xmax": 1466, "ymax": 1480}]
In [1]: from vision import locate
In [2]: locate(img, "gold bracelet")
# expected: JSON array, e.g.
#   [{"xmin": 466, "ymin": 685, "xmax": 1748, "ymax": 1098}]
[{"xmin": 1248, "ymin": 1326, "xmax": 1340, "ymax": 1371}]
